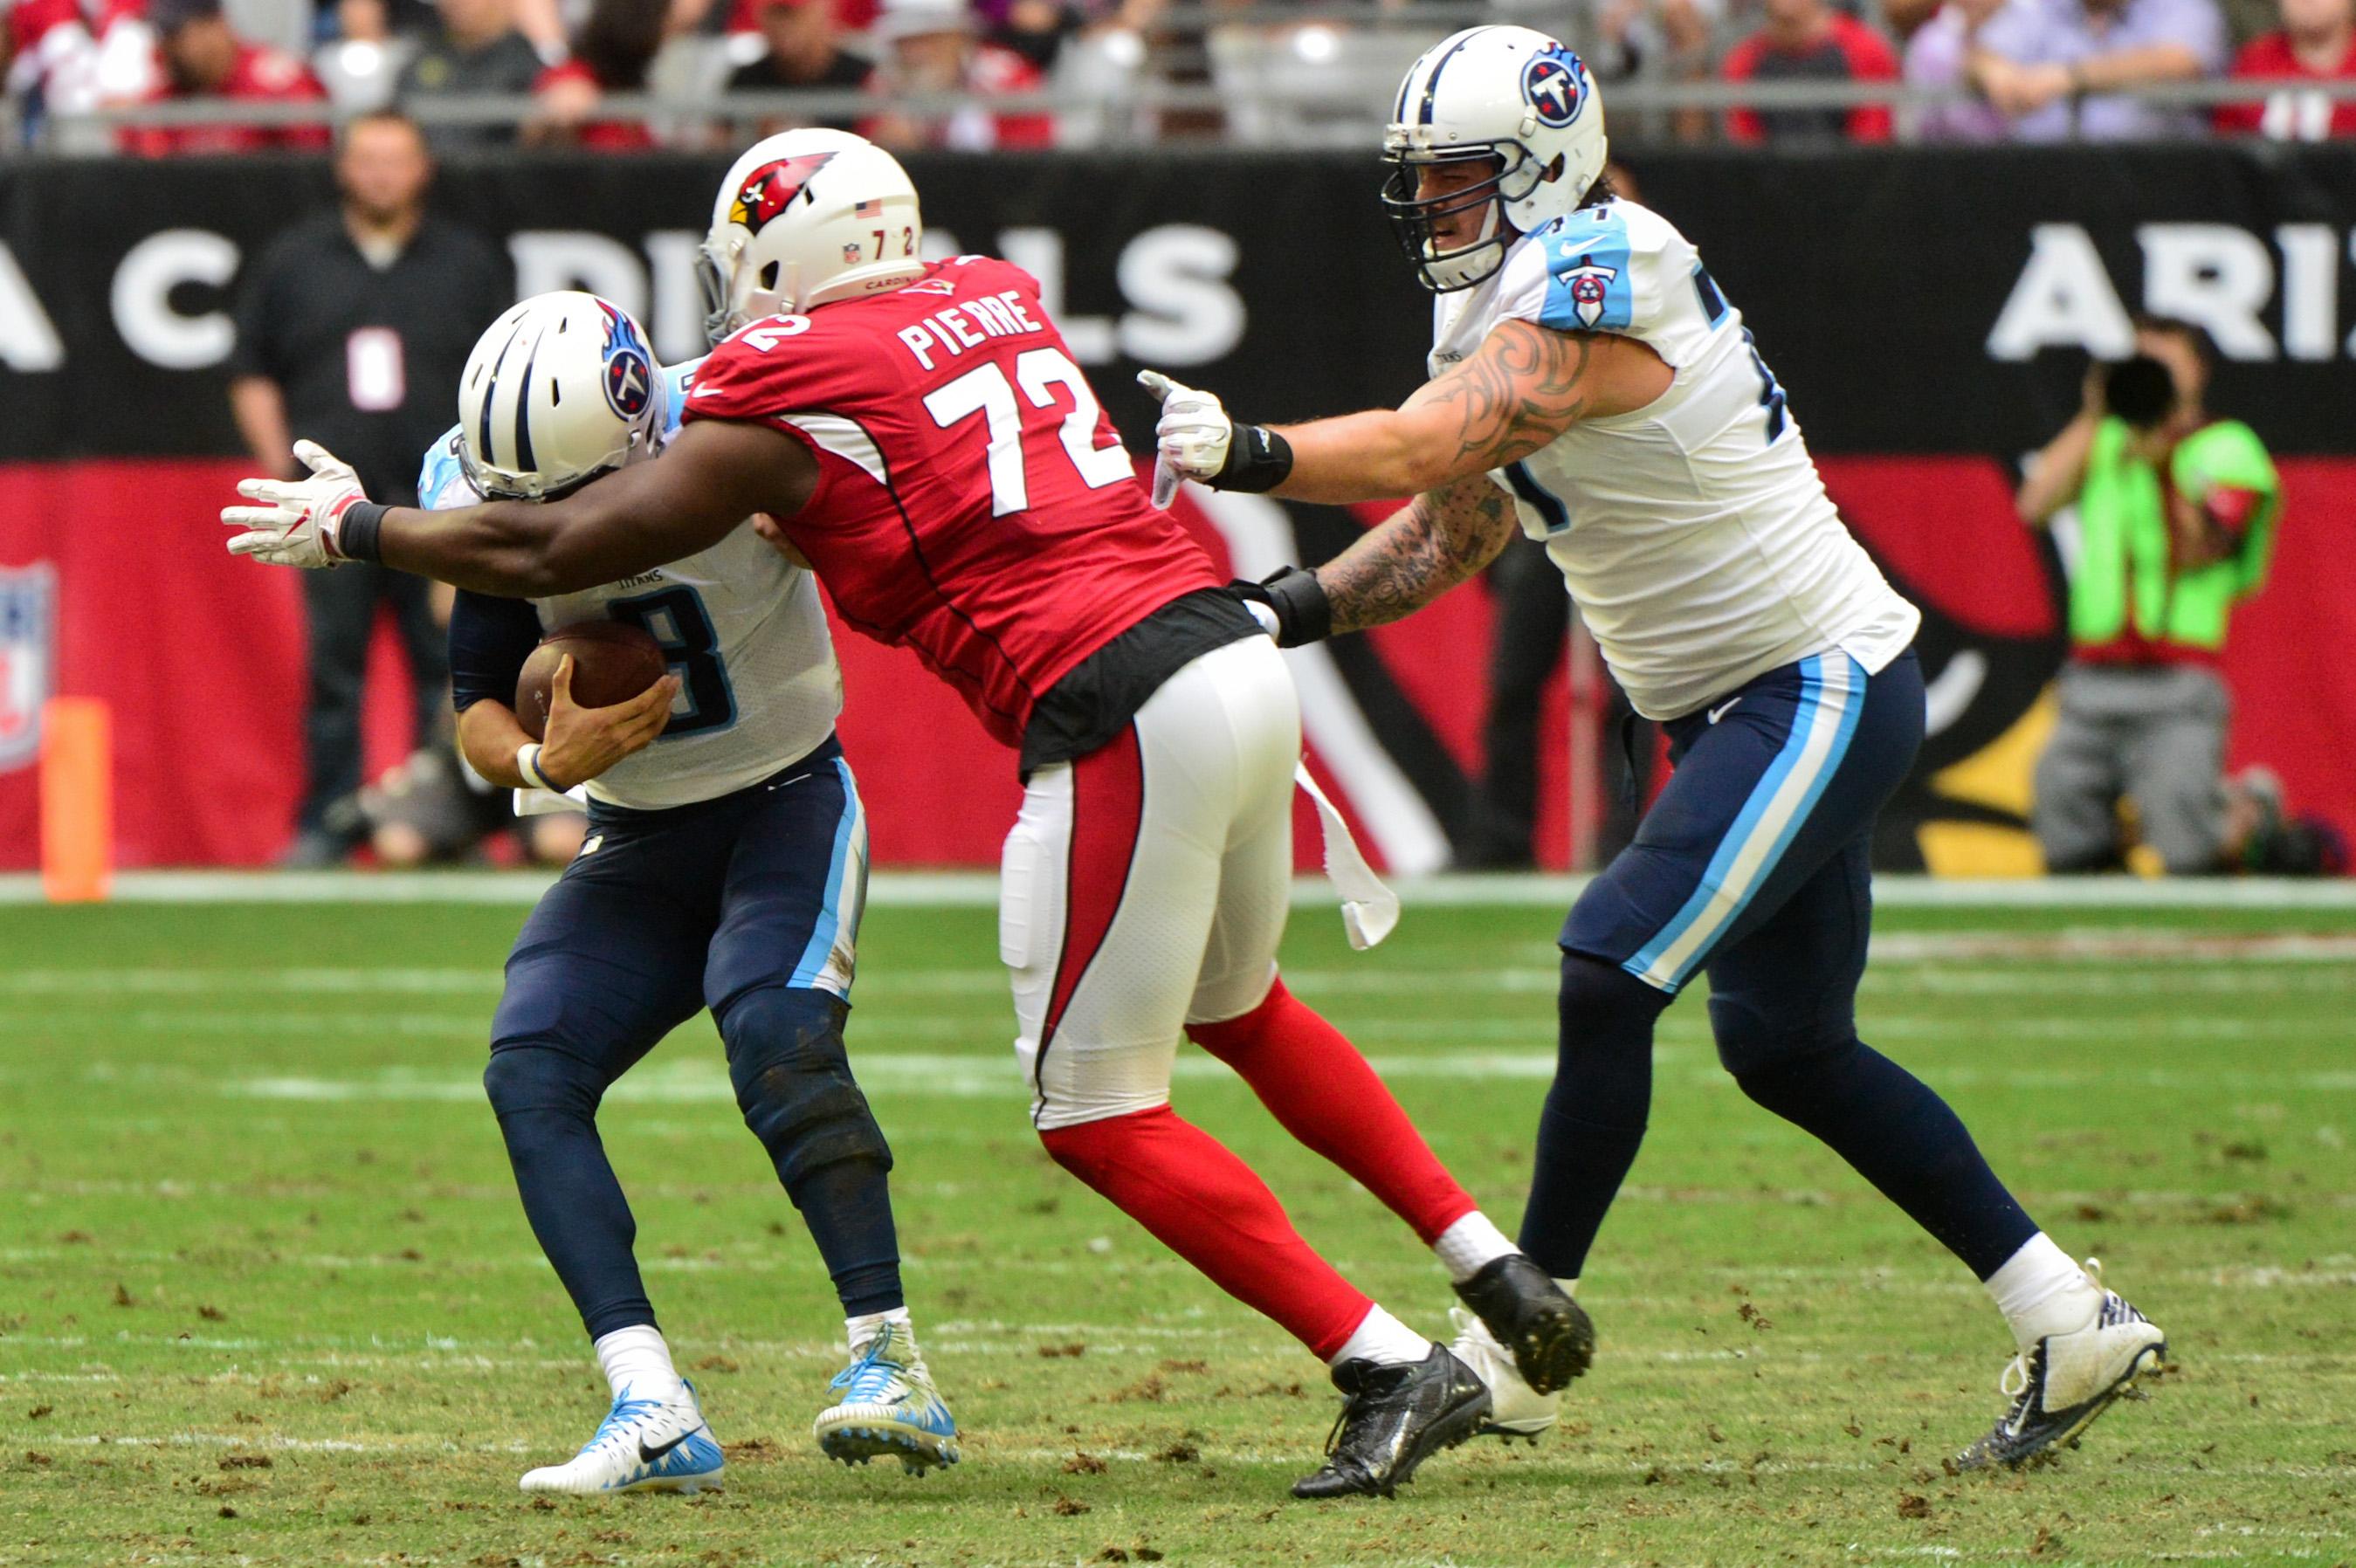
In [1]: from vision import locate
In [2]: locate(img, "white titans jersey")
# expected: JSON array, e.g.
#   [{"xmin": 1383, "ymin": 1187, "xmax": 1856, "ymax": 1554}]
[
  {"xmin": 1429, "ymin": 198, "xmax": 1919, "ymax": 720},
  {"xmin": 420, "ymin": 358, "xmax": 843, "ymax": 810}
]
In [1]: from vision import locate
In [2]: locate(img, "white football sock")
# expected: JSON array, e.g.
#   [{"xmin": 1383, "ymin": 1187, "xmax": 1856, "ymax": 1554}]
[
  {"xmin": 1432, "ymin": 1212, "xmax": 1519, "ymax": 1283},
  {"xmin": 593, "ymin": 1324, "xmax": 683, "ymax": 1401},
  {"xmin": 1986, "ymin": 1234, "xmax": 2099, "ymax": 1352},
  {"xmin": 1330, "ymin": 1304, "xmax": 1430, "ymax": 1369},
  {"xmin": 1556, "ymin": 1277, "xmax": 1579, "ymax": 1297},
  {"xmin": 845, "ymin": 1305, "xmax": 913, "ymax": 1358}
]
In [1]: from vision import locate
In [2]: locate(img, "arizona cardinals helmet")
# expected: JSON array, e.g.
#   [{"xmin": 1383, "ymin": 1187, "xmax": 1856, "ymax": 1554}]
[{"xmin": 698, "ymin": 128, "xmax": 925, "ymax": 342}]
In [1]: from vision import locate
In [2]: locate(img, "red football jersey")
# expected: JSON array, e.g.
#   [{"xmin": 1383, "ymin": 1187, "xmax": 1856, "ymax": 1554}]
[
  {"xmin": 2215, "ymin": 34, "xmax": 2356, "ymax": 138},
  {"xmin": 683, "ymin": 257, "xmax": 1219, "ymax": 748}
]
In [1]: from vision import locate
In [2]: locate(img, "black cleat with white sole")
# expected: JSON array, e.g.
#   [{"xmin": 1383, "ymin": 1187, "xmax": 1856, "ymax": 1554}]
[
  {"xmin": 1452, "ymin": 1254, "xmax": 1594, "ymax": 1396},
  {"xmin": 1292, "ymin": 1344, "xmax": 1491, "ymax": 1500}
]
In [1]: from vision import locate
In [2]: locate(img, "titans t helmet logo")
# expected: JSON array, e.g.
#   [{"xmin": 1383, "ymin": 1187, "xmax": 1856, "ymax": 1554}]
[{"xmin": 1521, "ymin": 53, "xmax": 1585, "ymax": 128}]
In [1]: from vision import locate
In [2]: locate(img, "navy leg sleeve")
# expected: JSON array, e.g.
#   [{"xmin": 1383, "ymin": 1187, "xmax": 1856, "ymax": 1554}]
[
  {"xmin": 1515, "ymin": 952, "xmax": 1672, "ymax": 1281},
  {"xmin": 1707, "ymin": 839, "xmax": 2039, "ymax": 1280},
  {"xmin": 703, "ymin": 752, "xmax": 903, "ymax": 1317},
  {"xmin": 486, "ymin": 840, "xmax": 713, "ymax": 1341}
]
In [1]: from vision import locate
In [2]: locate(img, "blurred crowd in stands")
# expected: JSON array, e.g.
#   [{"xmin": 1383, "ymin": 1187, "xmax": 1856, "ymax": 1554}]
[{"xmin": 3, "ymin": 0, "xmax": 2354, "ymax": 152}]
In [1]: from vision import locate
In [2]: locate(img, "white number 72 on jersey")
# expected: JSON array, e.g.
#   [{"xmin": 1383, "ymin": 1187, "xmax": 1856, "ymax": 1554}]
[{"xmin": 923, "ymin": 347, "xmax": 1135, "ymax": 517}]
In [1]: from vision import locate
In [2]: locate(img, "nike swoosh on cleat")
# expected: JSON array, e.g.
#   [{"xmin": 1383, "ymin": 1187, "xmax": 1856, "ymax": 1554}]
[{"xmin": 637, "ymin": 1432, "xmax": 691, "ymax": 1465}]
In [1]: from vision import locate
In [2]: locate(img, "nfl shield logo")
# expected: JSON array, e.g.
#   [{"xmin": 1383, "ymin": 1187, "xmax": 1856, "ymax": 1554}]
[{"xmin": 0, "ymin": 562, "xmax": 57, "ymax": 773}]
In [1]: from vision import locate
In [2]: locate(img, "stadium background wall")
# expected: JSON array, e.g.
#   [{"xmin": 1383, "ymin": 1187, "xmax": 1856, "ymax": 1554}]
[{"xmin": 0, "ymin": 147, "xmax": 2350, "ymax": 872}]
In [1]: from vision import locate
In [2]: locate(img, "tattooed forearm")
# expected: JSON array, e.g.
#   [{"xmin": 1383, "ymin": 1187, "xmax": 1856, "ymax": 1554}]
[
  {"xmin": 1406, "ymin": 319, "xmax": 1596, "ymax": 476},
  {"xmin": 1316, "ymin": 474, "xmax": 1524, "ymax": 635}
]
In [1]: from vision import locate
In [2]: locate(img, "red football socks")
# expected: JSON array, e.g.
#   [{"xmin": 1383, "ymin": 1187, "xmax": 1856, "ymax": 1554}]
[
  {"xmin": 1188, "ymin": 979, "xmax": 1476, "ymax": 1244},
  {"xmin": 1039, "ymin": 1105, "xmax": 1372, "ymax": 1359}
]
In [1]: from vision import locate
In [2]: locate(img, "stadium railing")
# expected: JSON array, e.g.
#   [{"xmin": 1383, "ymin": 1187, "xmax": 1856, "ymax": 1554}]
[
  {"xmin": 20, "ymin": 0, "xmax": 2356, "ymax": 155},
  {"xmin": 33, "ymin": 77, "xmax": 2356, "ymax": 153}
]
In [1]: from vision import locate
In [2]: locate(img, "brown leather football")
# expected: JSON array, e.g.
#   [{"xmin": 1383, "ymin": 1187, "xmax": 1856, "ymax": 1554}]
[{"xmin": 513, "ymin": 619, "xmax": 669, "ymax": 741}]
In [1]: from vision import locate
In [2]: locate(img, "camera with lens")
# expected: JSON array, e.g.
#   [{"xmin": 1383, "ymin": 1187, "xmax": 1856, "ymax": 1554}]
[{"xmin": 2098, "ymin": 354, "xmax": 2179, "ymax": 430}]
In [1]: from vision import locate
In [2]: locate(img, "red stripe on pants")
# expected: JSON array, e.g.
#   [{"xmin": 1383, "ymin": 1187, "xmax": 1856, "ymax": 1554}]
[{"xmin": 1037, "ymin": 726, "xmax": 1146, "ymax": 1066}]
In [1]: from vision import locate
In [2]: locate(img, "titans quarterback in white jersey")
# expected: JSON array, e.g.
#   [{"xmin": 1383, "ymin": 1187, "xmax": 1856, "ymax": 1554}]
[
  {"xmin": 417, "ymin": 292, "xmax": 956, "ymax": 1494},
  {"xmin": 1141, "ymin": 26, "xmax": 2167, "ymax": 1471}
]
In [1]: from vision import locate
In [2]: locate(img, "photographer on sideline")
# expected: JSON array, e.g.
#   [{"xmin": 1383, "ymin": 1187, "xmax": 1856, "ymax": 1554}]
[{"xmin": 2018, "ymin": 317, "xmax": 2280, "ymax": 875}]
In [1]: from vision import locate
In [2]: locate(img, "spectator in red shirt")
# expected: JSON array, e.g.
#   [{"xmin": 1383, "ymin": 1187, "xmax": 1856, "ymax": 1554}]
[
  {"xmin": 528, "ymin": 0, "xmax": 664, "ymax": 150},
  {"xmin": 861, "ymin": 0, "xmax": 1052, "ymax": 150},
  {"xmin": 1722, "ymin": 0, "xmax": 1899, "ymax": 143},
  {"xmin": 121, "ymin": 0, "xmax": 329, "ymax": 155},
  {"xmin": 2217, "ymin": 0, "xmax": 2356, "ymax": 136}
]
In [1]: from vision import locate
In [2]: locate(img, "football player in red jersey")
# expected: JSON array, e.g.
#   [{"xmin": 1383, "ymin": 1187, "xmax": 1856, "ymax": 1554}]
[{"xmin": 223, "ymin": 129, "xmax": 1590, "ymax": 1500}]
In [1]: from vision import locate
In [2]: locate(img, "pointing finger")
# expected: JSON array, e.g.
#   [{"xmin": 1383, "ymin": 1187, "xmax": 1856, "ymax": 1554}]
[{"xmin": 1136, "ymin": 369, "xmax": 1175, "ymax": 400}]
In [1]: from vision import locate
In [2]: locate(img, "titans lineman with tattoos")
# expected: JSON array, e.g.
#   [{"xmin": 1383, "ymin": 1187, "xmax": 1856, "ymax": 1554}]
[{"xmin": 1141, "ymin": 24, "xmax": 2168, "ymax": 1470}]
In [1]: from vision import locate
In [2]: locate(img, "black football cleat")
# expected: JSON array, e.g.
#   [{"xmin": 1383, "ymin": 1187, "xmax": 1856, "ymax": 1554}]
[
  {"xmin": 1291, "ymin": 1344, "xmax": 1491, "ymax": 1500},
  {"xmin": 1452, "ymin": 1254, "xmax": 1594, "ymax": 1396}
]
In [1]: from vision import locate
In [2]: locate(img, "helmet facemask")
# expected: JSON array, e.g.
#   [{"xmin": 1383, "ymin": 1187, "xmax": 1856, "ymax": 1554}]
[
  {"xmin": 1380, "ymin": 141, "xmax": 1547, "ymax": 293},
  {"xmin": 699, "ymin": 236, "xmax": 797, "ymax": 347}
]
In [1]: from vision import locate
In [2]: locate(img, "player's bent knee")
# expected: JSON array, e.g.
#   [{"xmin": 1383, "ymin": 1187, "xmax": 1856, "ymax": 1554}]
[
  {"xmin": 718, "ymin": 985, "xmax": 892, "ymax": 1186},
  {"xmin": 1037, "ymin": 1104, "xmax": 1172, "ymax": 1190},
  {"xmin": 1558, "ymin": 951, "xmax": 1670, "ymax": 1045},
  {"xmin": 481, "ymin": 1042, "xmax": 608, "ymax": 1123},
  {"xmin": 1183, "ymin": 977, "xmax": 1290, "ymax": 1062},
  {"xmin": 1711, "ymin": 1000, "xmax": 1858, "ymax": 1091}
]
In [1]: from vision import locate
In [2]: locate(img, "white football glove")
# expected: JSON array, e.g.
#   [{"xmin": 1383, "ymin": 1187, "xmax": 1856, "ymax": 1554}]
[
  {"xmin": 221, "ymin": 440, "xmax": 369, "ymax": 568},
  {"xmin": 1136, "ymin": 369, "xmax": 1233, "ymax": 508}
]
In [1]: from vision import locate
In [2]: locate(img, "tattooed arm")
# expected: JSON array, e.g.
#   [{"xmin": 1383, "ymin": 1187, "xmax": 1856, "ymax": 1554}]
[
  {"xmin": 1266, "ymin": 320, "xmax": 1672, "ymax": 505},
  {"xmin": 1313, "ymin": 471, "xmax": 1526, "ymax": 636}
]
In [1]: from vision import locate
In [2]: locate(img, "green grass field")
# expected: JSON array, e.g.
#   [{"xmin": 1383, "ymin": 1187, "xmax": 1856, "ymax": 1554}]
[{"xmin": 2, "ymin": 888, "xmax": 2351, "ymax": 1567}]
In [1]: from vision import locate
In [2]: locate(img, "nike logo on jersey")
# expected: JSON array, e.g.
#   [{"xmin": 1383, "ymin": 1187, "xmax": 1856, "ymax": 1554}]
[
  {"xmin": 638, "ymin": 1431, "xmax": 691, "ymax": 1465},
  {"xmin": 1706, "ymin": 698, "xmax": 1741, "ymax": 725}
]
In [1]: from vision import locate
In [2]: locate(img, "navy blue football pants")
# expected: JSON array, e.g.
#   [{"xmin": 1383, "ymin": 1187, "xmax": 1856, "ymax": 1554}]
[
  {"xmin": 1518, "ymin": 649, "xmax": 2040, "ymax": 1283},
  {"xmin": 481, "ymin": 739, "xmax": 904, "ymax": 1340}
]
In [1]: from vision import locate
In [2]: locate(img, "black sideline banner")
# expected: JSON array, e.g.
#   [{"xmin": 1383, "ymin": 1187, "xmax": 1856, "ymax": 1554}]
[{"xmin": 6, "ymin": 144, "xmax": 2356, "ymax": 461}]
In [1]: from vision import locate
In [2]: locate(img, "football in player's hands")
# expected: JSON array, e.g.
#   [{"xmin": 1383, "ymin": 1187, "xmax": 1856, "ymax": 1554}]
[{"xmin": 515, "ymin": 621, "xmax": 671, "ymax": 742}]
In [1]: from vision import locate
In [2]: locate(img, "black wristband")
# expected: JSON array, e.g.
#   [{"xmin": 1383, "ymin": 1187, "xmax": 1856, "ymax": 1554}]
[
  {"xmin": 1214, "ymin": 425, "xmax": 1294, "ymax": 494},
  {"xmin": 1230, "ymin": 564, "xmax": 1332, "ymax": 647},
  {"xmin": 335, "ymin": 500, "xmax": 388, "ymax": 564},
  {"xmin": 1262, "ymin": 563, "xmax": 1330, "ymax": 645}
]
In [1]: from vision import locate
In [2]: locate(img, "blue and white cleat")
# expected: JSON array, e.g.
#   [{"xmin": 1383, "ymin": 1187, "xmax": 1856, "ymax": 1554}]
[
  {"xmin": 1958, "ymin": 1259, "xmax": 2167, "ymax": 1471},
  {"xmin": 519, "ymin": 1381, "xmax": 725, "ymax": 1495},
  {"xmin": 814, "ymin": 1322, "xmax": 960, "ymax": 1474}
]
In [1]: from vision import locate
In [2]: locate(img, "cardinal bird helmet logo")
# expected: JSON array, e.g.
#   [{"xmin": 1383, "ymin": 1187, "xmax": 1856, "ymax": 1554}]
[{"xmin": 728, "ymin": 152, "xmax": 840, "ymax": 236}]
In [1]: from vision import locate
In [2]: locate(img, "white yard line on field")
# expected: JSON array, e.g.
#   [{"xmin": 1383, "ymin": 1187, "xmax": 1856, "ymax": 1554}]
[
  {"xmin": 197, "ymin": 1048, "xmax": 2356, "ymax": 1104},
  {"xmin": 6, "ymin": 931, "xmax": 2352, "ymax": 1014}
]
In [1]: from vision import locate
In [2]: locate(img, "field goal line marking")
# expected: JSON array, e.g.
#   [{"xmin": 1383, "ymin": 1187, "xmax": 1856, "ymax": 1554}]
[{"xmin": 4, "ymin": 870, "xmax": 2356, "ymax": 909}]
